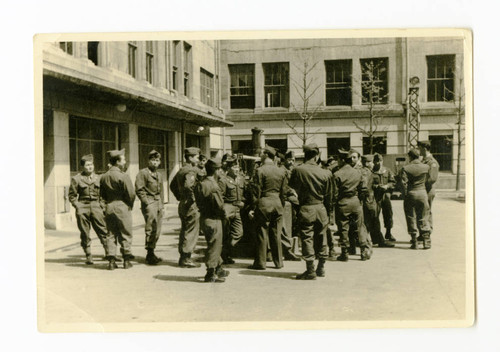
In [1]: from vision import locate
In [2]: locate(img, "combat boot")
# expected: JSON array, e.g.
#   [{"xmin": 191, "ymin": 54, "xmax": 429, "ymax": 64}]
[
  {"xmin": 410, "ymin": 234, "xmax": 418, "ymax": 250},
  {"xmin": 296, "ymin": 261, "xmax": 317, "ymax": 280},
  {"xmin": 146, "ymin": 249, "xmax": 162, "ymax": 265},
  {"xmin": 328, "ymin": 246, "xmax": 337, "ymax": 258},
  {"xmin": 216, "ymin": 265, "xmax": 230, "ymax": 278},
  {"xmin": 284, "ymin": 251, "xmax": 301, "ymax": 261},
  {"xmin": 385, "ymin": 229, "xmax": 396, "ymax": 242},
  {"xmin": 107, "ymin": 257, "xmax": 118, "ymax": 270},
  {"xmin": 204, "ymin": 268, "xmax": 225, "ymax": 283},
  {"xmin": 360, "ymin": 247, "xmax": 372, "ymax": 261},
  {"xmin": 179, "ymin": 254, "xmax": 201, "ymax": 268},
  {"xmin": 336, "ymin": 248, "xmax": 349, "ymax": 262},
  {"xmin": 85, "ymin": 253, "xmax": 94, "ymax": 265},
  {"xmin": 423, "ymin": 234, "xmax": 431, "ymax": 250},
  {"xmin": 316, "ymin": 258, "xmax": 326, "ymax": 277},
  {"xmin": 123, "ymin": 255, "xmax": 133, "ymax": 269}
]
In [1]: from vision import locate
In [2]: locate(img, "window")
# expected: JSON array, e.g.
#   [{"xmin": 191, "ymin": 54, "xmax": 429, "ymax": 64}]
[
  {"xmin": 172, "ymin": 41, "xmax": 180, "ymax": 90},
  {"xmin": 69, "ymin": 116, "xmax": 119, "ymax": 174},
  {"xmin": 327, "ymin": 137, "xmax": 350, "ymax": 157},
  {"xmin": 265, "ymin": 139, "xmax": 287, "ymax": 156},
  {"xmin": 427, "ymin": 55, "xmax": 455, "ymax": 102},
  {"xmin": 325, "ymin": 60, "xmax": 352, "ymax": 106},
  {"xmin": 87, "ymin": 41, "xmax": 99, "ymax": 66},
  {"xmin": 183, "ymin": 42, "xmax": 192, "ymax": 96},
  {"xmin": 263, "ymin": 62, "xmax": 289, "ymax": 108},
  {"xmin": 231, "ymin": 140, "xmax": 253, "ymax": 155},
  {"xmin": 145, "ymin": 41, "xmax": 154, "ymax": 84},
  {"xmin": 128, "ymin": 41, "xmax": 137, "ymax": 78},
  {"xmin": 229, "ymin": 64, "xmax": 255, "ymax": 109},
  {"xmin": 360, "ymin": 57, "xmax": 388, "ymax": 104},
  {"xmin": 186, "ymin": 134, "xmax": 201, "ymax": 148},
  {"xmin": 200, "ymin": 68, "xmax": 214, "ymax": 107},
  {"xmin": 138, "ymin": 127, "xmax": 168, "ymax": 172},
  {"xmin": 59, "ymin": 42, "xmax": 73, "ymax": 55},
  {"xmin": 429, "ymin": 135, "xmax": 452, "ymax": 172},
  {"xmin": 362, "ymin": 136, "xmax": 387, "ymax": 155}
]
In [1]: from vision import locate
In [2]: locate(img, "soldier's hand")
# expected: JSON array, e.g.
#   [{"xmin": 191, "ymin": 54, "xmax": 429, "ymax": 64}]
[{"xmin": 248, "ymin": 210, "xmax": 255, "ymax": 220}]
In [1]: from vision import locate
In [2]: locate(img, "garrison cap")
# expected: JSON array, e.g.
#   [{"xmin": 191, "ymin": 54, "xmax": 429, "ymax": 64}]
[
  {"xmin": 80, "ymin": 154, "xmax": 94, "ymax": 165},
  {"xmin": 408, "ymin": 148, "xmax": 421, "ymax": 159},
  {"xmin": 303, "ymin": 143, "xmax": 320, "ymax": 154},
  {"xmin": 107, "ymin": 149, "xmax": 125, "ymax": 158},
  {"xmin": 373, "ymin": 153, "xmax": 383, "ymax": 162},
  {"xmin": 225, "ymin": 154, "xmax": 237, "ymax": 165},
  {"xmin": 184, "ymin": 147, "xmax": 200, "ymax": 156},
  {"xmin": 348, "ymin": 149, "xmax": 361, "ymax": 157},
  {"xmin": 361, "ymin": 154, "xmax": 374, "ymax": 162},
  {"xmin": 222, "ymin": 153, "xmax": 233, "ymax": 163},
  {"xmin": 205, "ymin": 157, "xmax": 222, "ymax": 169},
  {"xmin": 417, "ymin": 140, "xmax": 431, "ymax": 149},
  {"xmin": 263, "ymin": 145, "xmax": 277, "ymax": 158},
  {"xmin": 148, "ymin": 149, "xmax": 161, "ymax": 159},
  {"xmin": 285, "ymin": 150, "xmax": 295, "ymax": 159}
]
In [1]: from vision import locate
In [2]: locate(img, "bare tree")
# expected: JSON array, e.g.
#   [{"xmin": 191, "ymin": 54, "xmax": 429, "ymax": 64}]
[
  {"xmin": 352, "ymin": 59, "xmax": 391, "ymax": 154},
  {"xmin": 283, "ymin": 62, "xmax": 322, "ymax": 148}
]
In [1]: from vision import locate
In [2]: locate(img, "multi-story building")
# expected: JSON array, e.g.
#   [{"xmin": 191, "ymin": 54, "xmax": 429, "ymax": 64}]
[
  {"xmin": 220, "ymin": 37, "xmax": 465, "ymax": 181},
  {"xmin": 43, "ymin": 40, "xmax": 232, "ymax": 229}
]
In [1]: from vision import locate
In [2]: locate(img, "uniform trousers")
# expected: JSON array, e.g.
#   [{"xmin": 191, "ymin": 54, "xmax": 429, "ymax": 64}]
[
  {"xmin": 297, "ymin": 204, "xmax": 329, "ymax": 262},
  {"xmin": 222, "ymin": 203, "xmax": 244, "ymax": 256},
  {"xmin": 105, "ymin": 201, "xmax": 133, "ymax": 257},
  {"xmin": 403, "ymin": 190, "xmax": 431, "ymax": 237},
  {"xmin": 363, "ymin": 199, "xmax": 385, "ymax": 245},
  {"xmin": 254, "ymin": 195, "xmax": 284, "ymax": 268},
  {"xmin": 427, "ymin": 188, "xmax": 435, "ymax": 233},
  {"xmin": 336, "ymin": 196, "xmax": 370, "ymax": 250},
  {"xmin": 75, "ymin": 201, "xmax": 108, "ymax": 255},
  {"xmin": 200, "ymin": 217, "xmax": 224, "ymax": 269},
  {"xmin": 378, "ymin": 192, "xmax": 394, "ymax": 230},
  {"xmin": 178, "ymin": 199, "xmax": 200, "ymax": 257},
  {"xmin": 141, "ymin": 199, "xmax": 163, "ymax": 250}
]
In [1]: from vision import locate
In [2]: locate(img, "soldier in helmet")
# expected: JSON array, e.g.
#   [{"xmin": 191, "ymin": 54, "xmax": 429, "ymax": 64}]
[
  {"xmin": 400, "ymin": 148, "xmax": 432, "ymax": 249},
  {"xmin": 68, "ymin": 154, "xmax": 108, "ymax": 265},
  {"xmin": 289, "ymin": 143, "xmax": 333, "ymax": 280},
  {"xmin": 170, "ymin": 147, "xmax": 202, "ymax": 268},
  {"xmin": 135, "ymin": 150, "xmax": 165, "ymax": 265}
]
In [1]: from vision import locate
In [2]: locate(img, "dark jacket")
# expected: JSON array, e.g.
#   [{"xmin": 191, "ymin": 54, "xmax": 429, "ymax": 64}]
[
  {"xmin": 68, "ymin": 172, "xmax": 102, "ymax": 206},
  {"xmin": 100, "ymin": 166, "xmax": 136, "ymax": 209},
  {"xmin": 170, "ymin": 165, "xmax": 198, "ymax": 202},
  {"xmin": 135, "ymin": 167, "xmax": 164, "ymax": 208},
  {"xmin": 333, "ymin": 164, "xmax": 364, "ymax": 203},
  {"xmin": 400, "ymin": 160, "xmax": 430, "ymax": 195},
  {"xmin": 195, "ymin": 176, "xmax": 225, "ymax": 219}
]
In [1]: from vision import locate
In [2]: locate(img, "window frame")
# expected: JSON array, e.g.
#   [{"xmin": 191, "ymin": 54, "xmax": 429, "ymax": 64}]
[
  {"xmin": 263, "ymin": 62, "xmax": 290, "ymax": 108},
  {"xmin": 360, "ymin": 57, "xmax": 389, "ymax": 105},
  {"xmin": 426, "ymin": 54, "xmax": 456, "ymax": 102},
  {"xmin": 145, "ymin": 41, "xmax": 154, "ymax": 84},
  {"xmin": 183, "ymin": 42, "xmax": 192, "ymax": 97},
  {"xmin": 229, "ymin": 64, "xmax": 255, "ymax": 109},
  {"xmin": 325, "ymin": 59, "xmax": 352, "ymax": 106},
  {"xmin": 200, "ymin": 68, "xmax": 215, "ymax": 107},
  {"xmin": 128, "ymin": 41, "xmax": 138, "ymax": 78},
  {"xmin": 59, "ymin": 42, "xmax": 73, "ymax": 55}
]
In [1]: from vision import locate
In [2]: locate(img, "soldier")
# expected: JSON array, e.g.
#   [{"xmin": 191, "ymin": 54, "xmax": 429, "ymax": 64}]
[
  {"xmin": 218, "ymin": 155, "xmax": 246, "ymax": 264},
  {"xmin": 418, "ymin": 140, "xmax": 439, "ymax": 236},
  {"xmin": 248, "ymin": 145, "xmax": 287, "ymax": 270},
  {"xmin": 333, "ymin": 150, "xmax": 372, "ymax": 261},
  {"xmin": 323, "ymin": 156, "xmax": 339, "ymax": 258},
  {"xmin": 360, "ymin": 155, "xmax": 394, "ymax": 248},
  {"xmin": 279, "ymin": 151, "xmax": 301, "ymax": 261},
  {"xmin": 372, "ymin": 153, "xmax": 397, "ymax": 242},
  {"xmin": 400, "ymin": 148, "xmax": 432, "ymax": 249},
  {"xmin": 289, "ymin": 144, "xmax": 333, "ymax": 280},
  {"xmin": 135, "ymin": 150, "xmax": 164, "ymax": 265},
  {"xmin": 194, "ymin": 158, "xmax": 229, "ymax": 283},
  {"xmin": 100, "ymin": 149, "xmax": 136, "ymax": 270},
  {"xmin": 170, "ymin": 147, "xmax": 202, "ymax": 268},
  {"xmin": 347, "ymin": 149, "xmax": 363, "ymax": 254},
  {"xmin": 197, "ymin": 154, "xmax": 208, "ymax": 179},
  {"xmin": 68, "ymin": 154, "xmax": 108, "ymax": 265}
]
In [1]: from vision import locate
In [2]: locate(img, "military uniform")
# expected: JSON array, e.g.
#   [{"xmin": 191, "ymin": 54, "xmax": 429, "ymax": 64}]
[
  {"xmin": 421, "ymin": 153, "xmax": 439, "ymax": 233},
  {"xmin": 359, "ymin": 162, "xmax": 386, "ymax": 246},
  {"xmin": 333, "ymin": 162, "xmax": 371, "ymax": 260},
  {"xmin": 194, "ymin": 158, "xmax": 228, "ymax": 282},
  {"xmin": 100, "ymin": 151, "xmax": 136, "ymax": 264},
  {"xmin": 135, "ymin": 153, "xmax": 164, "ymax": 264},
  {"xmin": 280, "ymin": 161, "xmax": 301, "ymax": 260},
  {"xmin": 218, "ymin": 169, "xmax": 245, "ymax": 263},
  {"xmin": 289, "ymin": 144, "xmax": 333, "ymax": 279},
  {"xmin": 372, "ymin": 156, "xmax": 396, "ymax": 240},
  {"xmin": 400, "ymin": 151, "xmax": 432, "ymax": 249},
  {"xmin": 68, "ymin": 166, "xmax": 108, "ymax": 262},
  {"xmin": 170, "ymin": 147, "xmax": 201, "ymax": 267},
  {"xmin": 251, "ymin": 149, "xmax": 287, "ymax": 269}
]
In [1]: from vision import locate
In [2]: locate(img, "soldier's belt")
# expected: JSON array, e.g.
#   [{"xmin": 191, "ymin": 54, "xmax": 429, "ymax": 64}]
[
  {"xmin": 261, "ymin": 192, "xmax": 280, "ymax": 197},
  {"xmin": 79, "ymin": 198, "xmax": 99, "ymax": 204}
]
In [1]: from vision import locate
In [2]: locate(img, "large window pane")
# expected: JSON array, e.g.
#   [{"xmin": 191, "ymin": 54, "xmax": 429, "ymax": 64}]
[
  {"xmin": 263, "ymin": 62, "xmax": 289, "ymax": 108},
  {"xmin": 427, "ymin": 55, "xmax": 455, "ymax": 102},
  {"xmin": 229, "ymin": 64, "xmax": 255, "ymax": 109},
  {"xmin": 360, "ymin": 58, "xmax": 388, "ymax": 104}
]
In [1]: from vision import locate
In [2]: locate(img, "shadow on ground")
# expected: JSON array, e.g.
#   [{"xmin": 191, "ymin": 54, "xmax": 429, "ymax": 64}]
[
  {"xmin": 153, "ymin": 274, "xmax": 205, "ymax": 283},
  {"xmin": 237, "ymin": 269, "xmax": 298, "ymax": 280}
]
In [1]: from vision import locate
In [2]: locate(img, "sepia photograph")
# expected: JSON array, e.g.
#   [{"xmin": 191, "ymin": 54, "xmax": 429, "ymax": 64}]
[{"xmin": 34, "ymin": 29, "xmax": 474, "ymax": 332}]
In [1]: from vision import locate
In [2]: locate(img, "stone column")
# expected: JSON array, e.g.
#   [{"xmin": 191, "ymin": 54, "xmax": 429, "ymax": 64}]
[
  {"xmin": 251, "ymin": 127, "xmax": 264, "ymax": 156},
  {"xmin": 120, "ymin": 124, "xmax": 140, "ymax": 182},
  {"xmin": 254, "ymin": 63, "xmax": 264, "ymax": 110},
  {"xmin": 350, "ymin": 132, "xmax": 363, "ymax": 153}
]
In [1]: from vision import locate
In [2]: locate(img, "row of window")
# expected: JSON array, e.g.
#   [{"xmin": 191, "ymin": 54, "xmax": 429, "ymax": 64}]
[
  {"xmin": 229, "ymin": 55, "xmax": 456, "ymax": 109},
  {"xmin": 59, "ymin": 41, "xmax": 216, "ymax": 108}
]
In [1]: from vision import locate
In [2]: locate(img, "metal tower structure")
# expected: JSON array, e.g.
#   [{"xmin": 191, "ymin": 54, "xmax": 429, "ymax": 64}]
[{"xmin": 406, "ymin": 77, "xmax": 421, "ymax": 150}]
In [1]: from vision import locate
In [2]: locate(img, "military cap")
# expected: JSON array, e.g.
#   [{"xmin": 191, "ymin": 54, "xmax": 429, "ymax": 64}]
[
  {"xmin": 361, "ymin": 154, "xmax": 374, "ymax": 162},
  {"xmin": 373, "ymin": 153, "xmax": 383, "ymax": 162},
  {"xmin": 222, "ymin": 153, "xmax": 233, "ymax": 163},
  {"xmin": 263, "ymin": 145, "xmax": 277, "ymax": 158},
  {"xmin": 277, "ymin": 152, "xmax": 285, "ymax": 161},
  {"xmin": 303, "ymin": 143, "xmax": 320, "ymax": 154},
  {"xmin": 148, "ymin": 149, "xmax": 161, "ymax": 159},
  {"xmin": 184, "ymin": 147, "xmax": 200, "ymax": 156},
  {"xmin": 348, "ymin": 149, "xmax": 361, "ymax": 158},
  {"xmin": 199, "ymin": 154, "xmax": 207, "ymax": 161},
  {"xmin": 80, "ymin": 154, "xmax": 94, "ymax": 165},
  {"xmin": 224, "ymin": 154, "xmax": 237, "ymax": 165},
  {"xmin": 408, "ymin": 148, "xmax": 421, "ymax": 159},
  {"xmin": 285, "ymin": 150, "xmax": 295, "ymax": 159},
  {"xmin": 107, "ymin": 149, "xmax": 125, "ymax": 158},
  {"xmin": 205, "ymin": 157, "xmax": 222, "ymax": 169},
  {"xmin": 417, "ymin": 140, "xmax": 431, "ymax": 149}
]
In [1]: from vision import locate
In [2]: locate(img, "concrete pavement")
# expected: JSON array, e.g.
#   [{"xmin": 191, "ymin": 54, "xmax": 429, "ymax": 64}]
[{"xmin": 40, "ymin": 195, "xmax": 471, "ymax": 329}]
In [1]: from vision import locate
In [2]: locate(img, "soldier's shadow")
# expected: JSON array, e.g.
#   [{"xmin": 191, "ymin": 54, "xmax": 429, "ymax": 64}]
[
  {"xmin": 153, "ymin": 274, "xmax": 205, "ymax": 283},
  {"xmin": 238, "ymin": 269, "xmax": 298, "ymax": 280},
  {"xmin": 134, "ymin": 256, "xmax": 181, "ymax": 268},
  {"xmin": 45, "ymin": 256, "xmax": 111, "ymax": 271}
]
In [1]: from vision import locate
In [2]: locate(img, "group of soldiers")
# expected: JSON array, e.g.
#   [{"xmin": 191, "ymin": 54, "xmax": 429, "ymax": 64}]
[{"xmin": 68, "ymin": 140, "xmax": 439, "ymax": 283}]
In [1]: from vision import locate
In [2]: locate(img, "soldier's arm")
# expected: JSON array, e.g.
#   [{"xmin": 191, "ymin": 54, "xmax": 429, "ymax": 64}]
[
  {"xmin": 279, "ymin": 171, "xmax": 288, "ymax": 205},
  {"xmin": 324, "ymin": 172, "xmax": 334, "ymax": 213},
  {"xmin": 217, "ymin": 177, "xmax": 227, "ymax": 200},
  {"xmin": 183, "ymin": 170, "xmax": 197, "ymax": 200},
  {"xmin": 134, "ymin": 171, "xmax": 149, "ymax": 205},
  {"xmin": 169, "ymin": 171, "xmax": 181, "ymax": 201},
  {"xmin": 124, "ymin": 175, "xmax": 136, "ymax": 209},
  {"xmin": 400, "ymin": 169, "xmax": 409, "ymax": 197},
  {"xmin": 428, "ymin": 161, "xmax": 439, "ymax": 185},
  {"xmin": 68, "ymin": 176, "xmax": 79, "ymax": 207},
  {"xmin": 332, "ymin": 174, "xmax": 340, "ymax": 205},
  {"xmin": 159, "ymin": 174, "xmax": 165, "ymax": 209},
  {"xmin": 387, "ymin": 169, "xmax": 396, "ymax": 191}
]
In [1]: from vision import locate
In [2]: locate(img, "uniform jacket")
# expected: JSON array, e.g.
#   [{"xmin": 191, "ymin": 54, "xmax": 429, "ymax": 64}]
[
  {"xmin": 170, "ymin": 165, "xmax": 198, "ymax": 202},
  {"xmin": 372, "ymin": 166, "xmax": 396, "ymax": 201},
  {"xmin": 359, "ymin": 167, "xmax": 375, "ymax": 203},
  {"xmin": 253, "ymin": 159, "xmax": 287, "ymax": 203},
  {"xmin": 218, "ymin": 173, "xmax": 246, "ymax": 207},
  {"xmin": 280, "ymin": 165, "xmax": 299, "ymax": 205},
  {"xmin": 99, "ymin": 166, "xmax": 136, "ymax": 209},
  {"xmin": 135, "ymin": 167, "xmax": 164, "ymax": 208},
  {"xmin": 400, "ymin": 160, "xmax": 430, "ymax": 196},
  {"xmin": 68, "ymin": 172, "xmax": 102, "ymax": 206},
  {"xmin": 422, "ymin": 154, "xmax": 439, "ymax": 192},
  {"xmin": 333, "ymin": 164, "xmax": 364, "ymax": 204},
  {"xmin": 289, "ymin": 159, "xmax": 333, "ymax": 213},
  {"xmin": 194, "ymin": 176, "xmax": 225, "ymax": 219}
]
